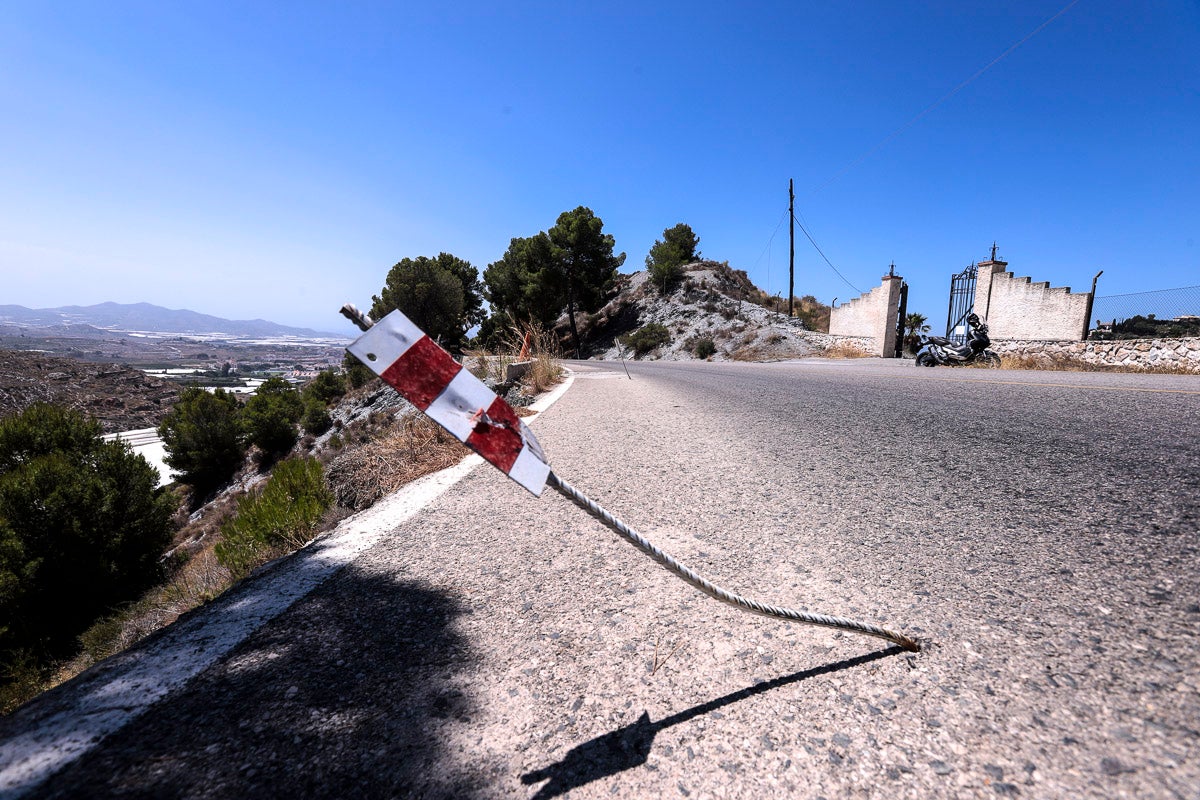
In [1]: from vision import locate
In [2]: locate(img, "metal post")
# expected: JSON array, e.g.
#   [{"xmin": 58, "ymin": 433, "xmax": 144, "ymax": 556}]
[
  {"xmin": 1082, "ymin": 270, "xmax": 1103, "ymax": 341},
  {"xmin": 788, "ymin": 179, "xmax": 795, "ymax": 318},
  {"xmin": 340, "ymin": 304, "xmax": 375, "ymax": 332},
  {"xmin": 945, "ymin": 274, "xmax": 955, "ymax": 339}
]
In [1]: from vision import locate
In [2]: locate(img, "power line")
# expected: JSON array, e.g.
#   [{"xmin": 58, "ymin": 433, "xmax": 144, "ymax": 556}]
[
  {"xmin": 793, "ymin": 212, "xmax": 863, "ymax": 295},
  {"xmin": 752, "ymin": 207, "xmax": 789, "ymax": 269},
  {"xmin": 751, "ymin": 207, "xmax": 790, "ymax": 294},
  {"xmin": 810, "ymin": 0, "xmax": 1082, "ymax": 196},
  {"xmin": 783, "ymin": 1, "xmax": 1081, "ymax": 298},
  {"xmin": 755, "ymin": 204, "xmax": 864, "ymax": 297}
]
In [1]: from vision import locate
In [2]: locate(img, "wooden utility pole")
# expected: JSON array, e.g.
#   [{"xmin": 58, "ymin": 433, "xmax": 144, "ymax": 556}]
[{"xmin": 788, "ymin": 178, "xmax": 795, "ymax": 317}]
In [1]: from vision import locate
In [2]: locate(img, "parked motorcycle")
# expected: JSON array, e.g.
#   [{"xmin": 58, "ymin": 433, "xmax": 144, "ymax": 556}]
[{"xmin": 914, "ymin": 313, "xmax": 1001, "ymax": 367}]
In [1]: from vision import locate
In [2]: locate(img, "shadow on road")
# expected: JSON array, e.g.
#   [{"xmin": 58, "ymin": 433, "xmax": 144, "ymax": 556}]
[
  {"xmin": 31, "ymin": 569, "xmax": 481, "ymax": 799},
  {"xmin": 521, "ymin": 646, "xmax": 907, "ymax": 799}
]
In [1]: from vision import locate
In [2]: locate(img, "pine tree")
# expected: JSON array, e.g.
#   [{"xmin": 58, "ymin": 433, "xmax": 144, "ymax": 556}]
[
  {"xmin": 0, "ymin": 404, "xmax": 175, "ymax": 662},
  {"xmin": 646, "ymin": 223, "xmax": 700, "ymax": 293},
  {"xmin": 159, "ymin": 387, "xmax": 246, "ymax": 494}
]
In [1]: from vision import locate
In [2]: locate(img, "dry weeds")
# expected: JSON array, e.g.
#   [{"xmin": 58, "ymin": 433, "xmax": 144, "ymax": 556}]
[
  {"xmin": 463, "ymin": 349, "xmax": 513, "ymax": 385},
  {"xmin": 821, "ymin": 342, "xmax": 872, "ymax": 359},
  {"xmin": 326, "ymin": 414, "xmax": 469, "ymax": 510},
  {"xmin": 998, "ymin": 352, "xmax": 1199, "ymax": 375},
  {"xmin": 650, "ymin": 636, "xmax": 686, "ymax": 676},
  {"xmin": 728, "ymin": 343, "xmax": 767, "ymax": 361},
  {"xmin": 513, "ymin": 322, "xmax": 564, "ymax": 393}
]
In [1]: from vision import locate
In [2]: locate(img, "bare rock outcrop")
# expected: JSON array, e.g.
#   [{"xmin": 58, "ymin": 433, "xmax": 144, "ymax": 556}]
[{"xmin": 0, "ymin": 350, "xmax": 181, "ymax": 433}]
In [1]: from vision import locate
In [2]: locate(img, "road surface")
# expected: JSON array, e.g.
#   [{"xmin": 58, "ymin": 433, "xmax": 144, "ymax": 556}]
[{"xmin": 6, "ymin": 359, "xmax": 1199, "ymax": 798}]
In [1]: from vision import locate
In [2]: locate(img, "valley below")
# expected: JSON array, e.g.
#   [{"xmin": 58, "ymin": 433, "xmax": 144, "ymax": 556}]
[{"xmin": 0, "ymin": 327, "xmax": 349, "ymax": 433}]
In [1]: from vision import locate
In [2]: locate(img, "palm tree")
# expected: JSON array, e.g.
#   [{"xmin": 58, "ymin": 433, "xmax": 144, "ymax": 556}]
[{"xmin": 904, "ymin": 312, "xmax": 930, "ymax": 355}]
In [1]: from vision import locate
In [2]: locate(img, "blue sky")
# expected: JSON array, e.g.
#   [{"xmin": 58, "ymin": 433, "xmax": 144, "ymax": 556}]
[{"xmin": 2, "ymin": 1, "xmax": 1197, "ymax": 336}]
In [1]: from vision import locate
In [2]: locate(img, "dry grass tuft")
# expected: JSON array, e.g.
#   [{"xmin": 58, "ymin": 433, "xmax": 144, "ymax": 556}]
[
  {"xmin": 463, "ymin": 348, "xmax": 512, "ymax": 385},
  {"xmin": 728, "ymin": 351, "xmax": 761, "ymax": 362},
  {"xmin": 466, "ymin": 321, "xmax": 563, "ymax": 392},
  {"xmin": 326, "ymin": 414, "xmax": 469, "ymax": 510},
  {"xmin": 821, "ymin": 342, "xmax": 872, "ymax": 359},
  {"xmin": 511, "ymin": 321, "xmax": 564, "ymax": 393}
]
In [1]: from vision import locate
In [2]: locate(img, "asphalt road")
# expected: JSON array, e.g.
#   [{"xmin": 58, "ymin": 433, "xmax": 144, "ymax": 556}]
[{"xmin": 15, "ymin": 360, "xmax": 1200, "ymax": 798}]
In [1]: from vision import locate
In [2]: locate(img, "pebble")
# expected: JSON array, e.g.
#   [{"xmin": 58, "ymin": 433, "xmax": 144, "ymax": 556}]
[{"xmin": 1100, "ymin": 757, "xmax": 1135, "ymax": 776}]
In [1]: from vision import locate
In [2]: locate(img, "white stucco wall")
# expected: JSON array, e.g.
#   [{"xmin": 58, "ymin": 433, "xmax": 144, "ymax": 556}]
[
  {"xmin": 985, "ymin": 273, "xmax": 1090, "ymax": 341},
  {"xmin": 828, "ymin": 277, "xmax": 903, "ymax": 357},
  {"xmin": 974, "ymin": 260, "xmax": 1091, "ymax": 342}
]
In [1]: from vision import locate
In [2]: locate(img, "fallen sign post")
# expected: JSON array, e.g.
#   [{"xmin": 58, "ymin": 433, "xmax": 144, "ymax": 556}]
[{"xmin": 341, "ymin": 303, "xmax": 920, "ymax": 652}]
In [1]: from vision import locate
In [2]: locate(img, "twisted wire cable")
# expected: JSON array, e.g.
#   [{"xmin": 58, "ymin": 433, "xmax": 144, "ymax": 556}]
[{"xmin": 548, "ymin": 472, "xmax": 920, "ymax": 652}]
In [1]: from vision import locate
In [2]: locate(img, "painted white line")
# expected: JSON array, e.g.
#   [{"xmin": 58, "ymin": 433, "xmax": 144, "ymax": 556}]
[{"xmin": 0, "ymin": 371, "xmax": 574, "ymax": 798}]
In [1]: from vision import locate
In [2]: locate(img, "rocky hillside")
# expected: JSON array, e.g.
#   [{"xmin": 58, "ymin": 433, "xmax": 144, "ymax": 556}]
[
  {"xmin": 567, "ymin": 261, "xmax": 836, "ymax": 361},
  {"xmin": 0, "ymin": 350, "xmax": 180, "ymax": 433}
]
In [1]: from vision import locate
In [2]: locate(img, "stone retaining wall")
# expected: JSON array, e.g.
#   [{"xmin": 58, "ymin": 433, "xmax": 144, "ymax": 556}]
[
  {"xmin": 801, "ymin": 332, "xmax": 877, "ymax": 356},
  {"xmin": 990, "ymin": 337, "xmax": 1200, "ymax": 374}
]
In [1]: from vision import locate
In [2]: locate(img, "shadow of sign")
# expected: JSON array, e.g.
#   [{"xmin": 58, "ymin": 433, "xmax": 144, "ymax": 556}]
[
  {"xmin": 521, "ymin": 647, "xmax": 906, "ymax": 799},
  {"xmin": 26, "ymin": 570, "xmax": 481, "ymax": 799}
]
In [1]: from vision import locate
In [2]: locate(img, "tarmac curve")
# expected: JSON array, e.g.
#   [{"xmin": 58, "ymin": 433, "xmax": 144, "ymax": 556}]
[{"xmin": 4, "ymin": 358, "xmax": 1199, "ymax": 799}]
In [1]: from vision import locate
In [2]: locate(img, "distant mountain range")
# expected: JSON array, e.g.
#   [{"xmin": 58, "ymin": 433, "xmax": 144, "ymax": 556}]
[{"xmin": 0, "ymin": 302, "xmax": 349, "ymax": 340}]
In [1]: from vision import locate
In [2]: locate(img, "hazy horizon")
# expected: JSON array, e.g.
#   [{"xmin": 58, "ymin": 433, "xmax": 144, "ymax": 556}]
[{"xmin": 0, "ymin": 299, "xmax": 351, "ymax": 338}]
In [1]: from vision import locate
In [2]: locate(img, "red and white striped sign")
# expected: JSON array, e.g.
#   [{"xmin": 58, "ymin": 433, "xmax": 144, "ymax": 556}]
[{"xmin": 346, "ymin": 310, "xmax": 551, "ymax": 496}]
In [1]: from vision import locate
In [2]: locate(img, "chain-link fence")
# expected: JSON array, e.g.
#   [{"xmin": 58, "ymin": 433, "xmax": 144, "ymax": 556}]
[{"xmin": 1089, "ymin": 285, "xmax": 1200, "ymax": 339}]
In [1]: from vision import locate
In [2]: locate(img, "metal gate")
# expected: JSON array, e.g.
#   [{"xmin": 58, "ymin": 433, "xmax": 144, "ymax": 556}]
[
  {"xmin": 945, "ymin": 264, "xmax": 977, "ymax": 344},
  {"xmin": 894, "ymin": 281, "xmax": 908, "ymax": 358}
]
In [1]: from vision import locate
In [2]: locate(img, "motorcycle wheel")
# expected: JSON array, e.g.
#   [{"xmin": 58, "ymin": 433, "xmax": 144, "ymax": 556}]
[
  {"xmin": 978, "ymin": 352, "xmax": 1001, "ymax": 368},
  {"xmin": 915, "ymin": 352, "xmax": 937, "ymax": 367}
]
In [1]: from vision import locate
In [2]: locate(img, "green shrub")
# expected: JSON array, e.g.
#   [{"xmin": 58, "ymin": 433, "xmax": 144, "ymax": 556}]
[
  {"xmin": 620, "ymin": 323, "xmax": 672, "ymax": 357},
  {"xmin": 694, "ymin": 338, "xmax": 717, "ymax": 359},
  {"xmin": 301, "ymin": 397, "xmax": 332, "ymax": 435},
  {"xmin": 303, "ymin": 369, "xmax": 347, "ymax": 405},
  {"xmin": 242, "ymin": 377, "xmax": 304, "ymax": 457},
  {"xmin": 159, "ymin": 387, "xmax": 247, "ymax": 494},
  {"xmin": 77, "ymin": 613, "xmax": 127, "ymax": 666},
  {"xmin": 342, "ymin": 354, "xmax": 374, "ymax": 389},
  {"xmin": 0, "ymin": 649, "xmax": 50, "ymax": 714},
  {"xmin": 0, "ymin": 404, "xmax": 176, "ymax": 666},
  {"xmin": 215, "ymin": 457, "xmax": 333, "ymax": 577},
  {"xmin": 648, "ymin": 260, "xmax": 685, "ymax": 295}
]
